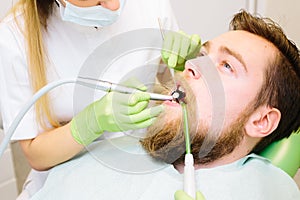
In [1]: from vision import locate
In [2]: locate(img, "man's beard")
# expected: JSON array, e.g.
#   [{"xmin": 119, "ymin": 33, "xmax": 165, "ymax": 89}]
[{"xmin": 140, "ymin": 74, "xmax": 250, "ymax": 166}]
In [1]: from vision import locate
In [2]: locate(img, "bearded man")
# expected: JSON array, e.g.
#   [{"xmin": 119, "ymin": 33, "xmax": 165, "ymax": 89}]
[{"xmin": 28, "ymin": 10, "xmax": 300, "ymax": 200}]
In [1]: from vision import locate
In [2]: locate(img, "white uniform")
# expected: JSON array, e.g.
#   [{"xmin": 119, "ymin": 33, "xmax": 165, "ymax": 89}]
[{"xmin": 0, "ymin": 0, "xmax": 178, "ymax": 198}]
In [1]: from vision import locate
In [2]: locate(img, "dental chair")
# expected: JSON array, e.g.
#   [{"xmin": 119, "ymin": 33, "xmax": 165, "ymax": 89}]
[{"xmin": 260, "ymin": 130, "xmax": 300, "ymax": 177}]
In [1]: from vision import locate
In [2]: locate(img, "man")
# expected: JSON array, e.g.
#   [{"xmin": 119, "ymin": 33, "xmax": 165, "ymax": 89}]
[{"xmin": 29, "ymin": 10, "xmax": 300, "ymax": 200}]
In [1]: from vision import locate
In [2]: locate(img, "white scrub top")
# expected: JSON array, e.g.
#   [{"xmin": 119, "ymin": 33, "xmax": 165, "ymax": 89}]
[
  {"xmin": 0, "ymin": 0, "xmax": 178, "ymax": 141},
  {"xmin": 31, "ymin": 136, "xmax": 300, "ymax": 200}
]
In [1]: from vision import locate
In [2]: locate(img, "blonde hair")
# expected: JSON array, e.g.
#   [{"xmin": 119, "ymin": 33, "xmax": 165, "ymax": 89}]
[{"xmin": 12, "ymin": 0, "xmax": 59, "ymax": 129}]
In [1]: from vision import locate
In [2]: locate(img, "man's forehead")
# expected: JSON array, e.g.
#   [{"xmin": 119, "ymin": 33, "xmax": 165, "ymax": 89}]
[
  {"xmin": 209, "ymin": 30, "xmax": 275, "ymax": 48},
  {"xmin": 202, "ymin": 30, "xmax": 277, "ymax": 60}
]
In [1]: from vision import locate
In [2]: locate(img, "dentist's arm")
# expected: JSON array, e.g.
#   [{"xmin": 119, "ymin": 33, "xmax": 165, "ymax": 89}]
[
  {"xmin": 20, "ymin": 80, "xmax": 163, "ymax": 171},
  {"xmin": 19, "ymin": 123, "xmax": 83, "ymax": 171}
]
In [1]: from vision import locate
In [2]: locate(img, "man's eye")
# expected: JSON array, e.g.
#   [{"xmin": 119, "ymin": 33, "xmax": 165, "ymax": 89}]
[
  {"xmin": 197, "ymin": 52, "xmax": 206, "ymax": 57},
  {"xmin": 223, "ymin": 62, "xmax": 233, "ymax": 72}
]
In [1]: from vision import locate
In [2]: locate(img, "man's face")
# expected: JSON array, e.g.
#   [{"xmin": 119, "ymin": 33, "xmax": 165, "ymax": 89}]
[{"xmin": 141, "ymin": 30, "xmax": 277, "ymax": 165}]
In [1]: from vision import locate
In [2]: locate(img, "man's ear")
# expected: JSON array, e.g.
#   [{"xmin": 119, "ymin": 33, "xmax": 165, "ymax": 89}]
[{"xmin": 245, "ymin": 106, "xmax": 281, "ymax": 138}]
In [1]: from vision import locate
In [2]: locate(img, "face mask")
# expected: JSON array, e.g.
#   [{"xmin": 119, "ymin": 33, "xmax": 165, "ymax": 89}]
[{"xmin": 57, "ymin": 0, "xmax": 124, "ymax": 27}]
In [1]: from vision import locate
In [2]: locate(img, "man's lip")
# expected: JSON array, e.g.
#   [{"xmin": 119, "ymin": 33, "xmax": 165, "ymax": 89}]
[{"xmin": 163, "ymin": 100, "xmax": 181, "ymax": 107}]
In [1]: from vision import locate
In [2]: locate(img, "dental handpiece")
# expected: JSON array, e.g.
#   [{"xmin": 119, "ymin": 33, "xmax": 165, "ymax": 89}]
[
  {"xmin": 77, "ymin": 76, "xmax": 173, "ymax": 101},
  {"xmin": 0, "ymin": 78, "xmax": 173, "ymax": 158}
]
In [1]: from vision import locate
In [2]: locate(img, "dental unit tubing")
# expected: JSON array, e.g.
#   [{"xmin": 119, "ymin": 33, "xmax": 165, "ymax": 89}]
[
  {"xmin": 0, "ymin": 78, "xmax": 173, "ymax": 157},
  {"xmin": 184, "ymin": 153, "xmax": 196, "ymax": 198},
  {"xmin": 77, "ymin": 77, "xmax": 173, "ymax": 101},
  {"xmin": 181, "ymin": 102, "xmax": 196, "ymax": 198}
]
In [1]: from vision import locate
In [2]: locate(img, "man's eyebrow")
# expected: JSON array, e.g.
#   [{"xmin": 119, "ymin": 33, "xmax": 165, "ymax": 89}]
[
  {"xmin": 219, "ymin": 45, "xmax": 248, "ymax": 72},
  {"xmin": 201, "ymin": 41, "xmax": 210, "ymax": 51},
  {"xmin": 197, "ymin": 41, "xmax": 210, "ymax": 56},
  {"xmin": 201, "ymin": 41, "xmax": 248, "ymax": 73}
]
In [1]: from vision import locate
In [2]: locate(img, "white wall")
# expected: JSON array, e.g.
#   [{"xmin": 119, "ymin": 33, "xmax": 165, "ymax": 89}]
[
  {"xmin": 169, "ymin": 0, "xmax": 253, "ymax": 42},
  {"xmin": 257, "ymin": 0, "xmax": 300, "ymax": 47},
  {"xmin": 0, "ymin": 131, "xmax": 18, "ymax": 200},
  {"xmin": 0, "ymin": 0, "xmax": 15, "ymax": 19},
  {"xmin": 170, "ymin": 0, "xmax": 300, "ymax": 48}
]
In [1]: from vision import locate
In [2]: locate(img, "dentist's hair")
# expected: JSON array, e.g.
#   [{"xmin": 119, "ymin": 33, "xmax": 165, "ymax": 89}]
[
  {"xmin": 12, "ymin": 0, "xmax": 59, "ymax": 129},
  {"xmin": 230, "ymin": 10, "xmax": 300, "ymax": 152}
]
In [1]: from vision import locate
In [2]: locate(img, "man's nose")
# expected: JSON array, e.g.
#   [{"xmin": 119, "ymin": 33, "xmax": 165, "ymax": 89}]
[
  {"xmin": 100, "ymin": 0, "xmax": 120, "ymax": 11},
  {"xmin": 183, "ymin": 56, "xmax": 217, "ymax": 80},
  {"xmin": 183, "ymin": 60, "xmax": 202, "ymax": 79}
]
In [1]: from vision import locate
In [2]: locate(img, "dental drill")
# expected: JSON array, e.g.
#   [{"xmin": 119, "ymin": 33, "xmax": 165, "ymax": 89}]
[
  {"xmin": 0, "ymin": 78, "xmax": 175, "ymax": 157},
  {"xmin": 76, "ymin": 76, "xmax": 173, "ymax": 101}
]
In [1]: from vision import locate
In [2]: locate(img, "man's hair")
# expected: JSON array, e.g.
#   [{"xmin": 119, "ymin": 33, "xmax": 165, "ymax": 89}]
[{"xmin": 230, "ymin": 10, "xmax": 300, "ymax": 152}]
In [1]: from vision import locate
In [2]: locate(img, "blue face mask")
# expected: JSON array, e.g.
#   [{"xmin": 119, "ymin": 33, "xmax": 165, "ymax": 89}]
[{"xmin": 57, "ymin": 0, "xmax": 125, "ymax": 27}]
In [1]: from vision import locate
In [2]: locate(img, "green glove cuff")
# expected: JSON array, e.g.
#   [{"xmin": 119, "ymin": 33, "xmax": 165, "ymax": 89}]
[
  {"xmin": 173, "ymin": 63, "xmax": 185, "ymax": 71},
  {"xmin": 70, "ymin": 102, "xmax": 104, "ymax": 146},
  {"xmin": 70, "ymin": 120, "xmax": 101, "ymax": 146}
]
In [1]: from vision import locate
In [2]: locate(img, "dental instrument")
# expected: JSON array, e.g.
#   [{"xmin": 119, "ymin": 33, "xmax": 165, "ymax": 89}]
[
  {"xmin": 0, "ymin": 78, "xmax": 175, "ymax": 157},
  {"xmin": 77, "ymin": 76, "xmax": 173, "ymax": 101},
  {"xmin": 158, "ymin": 18, "xmax": 165, "ymax": 41},
  {"xmin": 161, "ymin": 21, "xmax": 197, "ymax": 195},
  {"xmin": 171, "ymin": 85, "xmax": 186, "ymax": 103},
  {"xmin": 174, "ymin": 87, "xmax": 196, "ymax": 199},
  {"xmin": 158, "ymin": 18, "xmax": 176, "ymax": 86},
  {"xmin": 182, "ymin": 101, "xmax": 196, "ymax": 199}
]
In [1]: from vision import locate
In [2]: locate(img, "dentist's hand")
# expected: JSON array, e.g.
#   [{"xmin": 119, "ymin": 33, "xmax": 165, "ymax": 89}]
[
  {"xmin": 162, "ymin": 31, "xmax": 201, "ymax": 71},
  {"xmin": 70, "ymin": 79, "xmax": 164, "ymax": 145},
  {"xmin": 174, "ymin": 190, "xmax": 206, "ymax": 200}
]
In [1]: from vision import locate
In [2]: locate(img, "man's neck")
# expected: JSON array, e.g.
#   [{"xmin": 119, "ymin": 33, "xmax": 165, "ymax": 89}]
[{"xmin": 173, "ymin": 137, "xmax": 255, "ymax": 174}]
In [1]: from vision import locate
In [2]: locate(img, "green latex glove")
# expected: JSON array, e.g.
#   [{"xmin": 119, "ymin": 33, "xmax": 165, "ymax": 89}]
[
  {"xmin": 162, "ymin": 30, "xmax": 201, "ymax": 71},
  {"xmin": 260, "ymin": 130, "xmax": 300, "ymax": 177},
  {"xmin": 70, "ymin": 80, "xmax": 164, "ymax": 145},
  {"xmin": 174, "ymin": 190, "xmax": 206, "ymax": 200}
]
